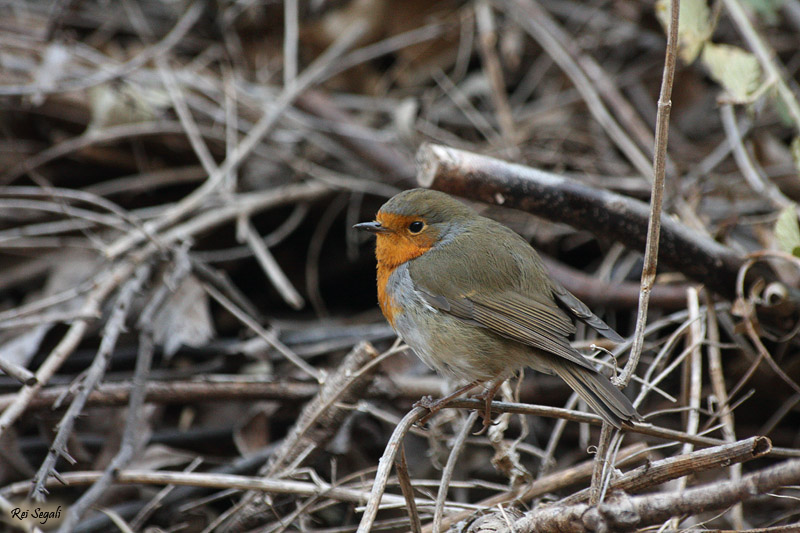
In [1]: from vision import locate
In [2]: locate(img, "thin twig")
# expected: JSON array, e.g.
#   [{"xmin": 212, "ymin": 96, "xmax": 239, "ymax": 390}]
[
  {"xmin": 503, "ymin": 0, "xmax": 653, "ymax": 179},
  {"xmin": 283, "ymin": 0, "xmax": 298, "ymax": 86},
  {"xmin": 705, "ymin": 297, "xmax": 744, "ymax": 530},
  {"xmin": 444, "ymin": 398, "xmax": 800, "ymax": 457},
  {"xmin": 202, "ymin": 282, "xmax": 321, "ymax": 381},
  {"xmin": 475, "ymin": 0, "xmax": 516, "ymax": 143},
  {"xmin": 357, "ymin": 406, "xmax": 428, "ymax": 533},
  {"xmin": 3, "ymin": 470, "xmax": 420, "ymax": 507},
  {"xmin": 58, "ymin": 330, "xmax": 155, "ymax": 532},
  {"xmin": 720, "ymin": 103, "xmax": 792, "ymax": 209},
  {"xmin": 0, "ymin": 1, "xmax": 205, "ymax": 97},
  {"xmin": 0, "ymin": 120, "xmax": 211, "ymax": 185},
  {"xmin": 432, "ymin": 69, "xmax": 504, "ymax": 147},
  {"xmin": 433, "ymin": 411, "xmax": 479, "ymax": 531},
  {"xmin": 0, "ymin": 198, "xmax": 131, "ymax": 233},
  {"xmin": 395, "ymin": 445, "xmax": 423, "ymax": 533},
  {"xmin": 30, "ymin": 263, "xmax": 152, "ymax": 500},
  {"xmin": 588, "ymin": 423, "xmax": 613, "ymax": 505},
  {"xmin": 616, "ymin": 0, "xmax": 679, "ymax": 388},
  {"xmin": 668, "ymin": 286, "xmax": 704, "ymax": 529},
  {"xmin": 0, "ymin": 356, "xmax": 37, "ymax": 386},
  {"xmin": 242, "ymin": 220, "xmax": 305, "ymax": 309},
  {"xmin": 0, "ymin": 186, "xmax": 151, "ymax": 242},
  {"xmin": 0, "ymin": 258, "xmax": 140, "ymax": 442},
  {"xmin": 104, "ymin": 19, "xmax": 368, "ymax": 259},
  {"xmin": 537, "ymin": 396, "xmax": 577, "ymax": 477},
  {"xmin": 735, "ymin": 257, "xmax": 800, "ymax": 395}
]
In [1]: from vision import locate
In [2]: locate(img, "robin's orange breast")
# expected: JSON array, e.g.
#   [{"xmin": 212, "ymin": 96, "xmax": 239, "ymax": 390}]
[
  {"xmin": 374, "ymin": 212, "xmax": 435, "ymax": 326},
  {"xmin": 376, "ymin": 262, "xmax": 401, "ymax": 327}
]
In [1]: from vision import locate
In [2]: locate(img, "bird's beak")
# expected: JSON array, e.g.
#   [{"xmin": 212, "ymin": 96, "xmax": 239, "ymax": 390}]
[{"xmin": 353, "ymin": 221, "xmax": 390, "ymax": 234}]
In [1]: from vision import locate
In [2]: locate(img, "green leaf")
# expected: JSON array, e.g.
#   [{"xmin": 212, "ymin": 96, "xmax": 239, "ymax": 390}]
[
  {"xmin": 701, "ymin": 43, "xmax": 762, "ymax": 103},
  {"xmin": 655, "ymin": 0, "xmax": 714, "ymax": 63},
  {"xmin": 775, "ymin": 204, "xmax": 800, "ymax": 257},
  {"xmin": 771, "ymin": 89, "xmax": 796, "ymax": 127},
  {"xmin": 791, "ymin": 136, "xmax": 800, "ymax": 175}
]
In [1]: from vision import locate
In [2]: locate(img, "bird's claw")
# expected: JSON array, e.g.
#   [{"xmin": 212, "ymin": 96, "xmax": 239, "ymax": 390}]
[
  {"xmin": 472, "ymin": 400, "xmax": 500, "ymax": 435},
  {"xmin": 413, "ymin": 395, "xmax": 437, "ymax": 410},
  {"xmin": 472, "ymin": 419, "xmax": 494, "ymax": 436},
  {"xmin": 414, "ymin": 395, "xmax": 444, "ymax": 426}
]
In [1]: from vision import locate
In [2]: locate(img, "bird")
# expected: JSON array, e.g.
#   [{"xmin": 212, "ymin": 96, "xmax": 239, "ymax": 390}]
[{"xmin": 354, "ymin": 188, "xmax": 641, "ymax": 430}]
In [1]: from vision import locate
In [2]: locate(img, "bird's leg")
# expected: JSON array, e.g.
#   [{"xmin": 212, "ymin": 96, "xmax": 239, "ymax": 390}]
[
  {"xmin": 415, "ymin": 380, "xmax": 483, "ymax": 424},
  {"xmin": 473, "ymin": 379, "xmax": 504, "ymax": 435}
]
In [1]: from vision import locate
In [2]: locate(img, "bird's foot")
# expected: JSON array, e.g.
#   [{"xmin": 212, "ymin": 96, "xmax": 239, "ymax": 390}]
[
  {"xmin": 472, "ymin": 380, "xmax": 504, "ymax": 435},
  {"xmin": 413, "ymin": 380, "xmax": 484, "ymax": 426},
  {"xmin": 414, "ymin": 395, "xmax": 445, "ymax": 425},
  {"xmin": 472, "ymin": 395, "xmax": 499, "ymax": 435},
  {"xmin": 413, "ymin": 395, "xmax": 438, "ymax": 410}
]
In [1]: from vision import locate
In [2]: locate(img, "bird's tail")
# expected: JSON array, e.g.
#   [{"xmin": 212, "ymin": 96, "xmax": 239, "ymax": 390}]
[{"xmin": 548, "ymin": 358, "xmax": 641, "ymax": 429}]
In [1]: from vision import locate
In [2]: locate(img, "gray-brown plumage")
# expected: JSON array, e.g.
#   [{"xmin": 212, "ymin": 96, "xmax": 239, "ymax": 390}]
[{"xmin": 357, "ymin": 188, "xmax": 641, "ymax": 428}]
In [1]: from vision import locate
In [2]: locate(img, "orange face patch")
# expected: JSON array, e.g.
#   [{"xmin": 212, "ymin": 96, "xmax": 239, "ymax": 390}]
[
  {"xmin": 373, "ymin": 212, "xmax": 436, "ymax": 268},
  {"xmin": 373, "ymin": 212, "xmax": 436, "ymax": 326}
]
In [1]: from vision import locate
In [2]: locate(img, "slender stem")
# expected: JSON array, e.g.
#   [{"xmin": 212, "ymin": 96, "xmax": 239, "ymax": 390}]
[
  {"xmin": 433, "ymin": 411, "xmax": 479, "ymax": 530},
  {"xmin": 616, "ymin": 0, "xmax": 679, "ymax": 388},
  {"xmin": 589, "ymin": 423, "xmax": 613, "ymax": 505},
  {"xmin": 357, "ymin": 407, "xmax": 428, "ymax": 533},
  {"xmin": 395, "ymin": 445, "xmax": 423, "ymax": 533}
]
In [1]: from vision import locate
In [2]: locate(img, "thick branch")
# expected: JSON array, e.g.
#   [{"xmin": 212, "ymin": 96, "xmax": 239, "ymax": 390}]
[
  {"xmin": 564, "ymin": 436, "xmax": 771, "ymax": 503},
  {"xmin": 514, "ymin": 458, "xmax": 800, "ymax": 532},
  {"xmin": 417, "ymin": 144, "xmax": 768, "ymax": 300}
]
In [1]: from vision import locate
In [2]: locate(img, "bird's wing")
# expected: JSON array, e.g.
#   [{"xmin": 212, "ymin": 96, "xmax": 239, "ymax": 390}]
[
  {"xmin": 407, "ymin": 223, "xmax": 619, "ymax": 371},
  {"xmin": 550, "ymin": 281, "xmax": 624, "ymax": 342},
  {"xmin": 416, "ymin": 286, "xmax": 597, "ymax": 372}
]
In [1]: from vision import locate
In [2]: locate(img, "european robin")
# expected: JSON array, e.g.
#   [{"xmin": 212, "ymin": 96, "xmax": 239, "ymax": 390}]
[{"xmin": 355, "ymin": 188, "xmax": 641, "ymax": 429}]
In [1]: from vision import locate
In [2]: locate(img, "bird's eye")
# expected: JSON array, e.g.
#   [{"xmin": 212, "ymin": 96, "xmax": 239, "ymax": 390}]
[{"xmin": 408, "ymin": 221, "xmax": 425, "ymax": 234}]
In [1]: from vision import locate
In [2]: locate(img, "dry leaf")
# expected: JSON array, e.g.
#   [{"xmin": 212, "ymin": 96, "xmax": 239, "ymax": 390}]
[
  {"xmin": 152, "ymin": 275, "xmax": 214, "ymax": 358},
  {"xmin": 0, "ymin": 250, "xmax": 99, "ymax": 368},
  {"xmin": 656, "ymin": 0, "xmax": 713, "ymax": 63},
  {"xmin": 233, "ymin": 403, "xmax": 278, "ymax": 455},
  {"xmin": 87, "ymin": 83, "xmax": 169, "ymax": 131},
  {"xmin": 775, "ymin": 204, "xmax": 800, "ymax": 257},
  {"xmin": 701, "ymin": 43, "xmax": 762, "ymax": 103}
]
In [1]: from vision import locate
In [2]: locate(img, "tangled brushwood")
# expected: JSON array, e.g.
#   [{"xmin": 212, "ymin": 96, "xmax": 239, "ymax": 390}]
[{"xmin": 1, "ymin": 1, "xmax": 800, "ymax": 532}]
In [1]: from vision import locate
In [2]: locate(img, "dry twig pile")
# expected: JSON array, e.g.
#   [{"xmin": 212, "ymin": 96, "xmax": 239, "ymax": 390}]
[{"xmin": 1, "ymin": 1, "xmax": 800, "ymax": 531}]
